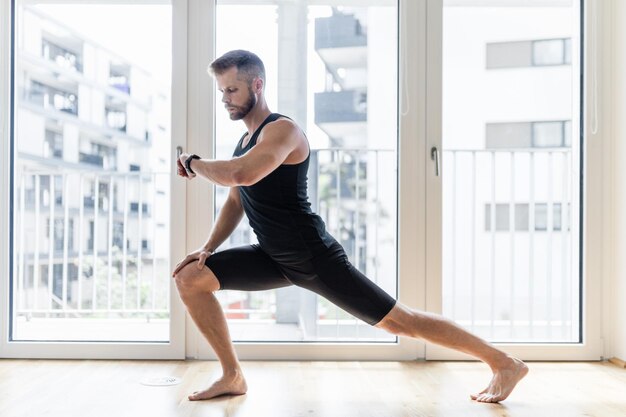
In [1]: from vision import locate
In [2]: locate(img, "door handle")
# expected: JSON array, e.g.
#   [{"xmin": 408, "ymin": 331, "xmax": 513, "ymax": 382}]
[{"xmin": 431, "ymin": 146, "xmax": 440, "ymax": 177}]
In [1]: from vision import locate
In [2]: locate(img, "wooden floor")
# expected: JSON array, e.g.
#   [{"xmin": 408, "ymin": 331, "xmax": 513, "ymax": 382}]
[{"xmin": 1, "ymin": 360, "xmax": 625, "ymax": 417}]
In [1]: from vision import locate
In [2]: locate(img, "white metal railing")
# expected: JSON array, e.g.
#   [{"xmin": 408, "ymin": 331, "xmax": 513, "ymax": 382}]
[
  {"xmin": 443, "ymin": 148, "xmax": 576, "ymax": 342},
  {"xmin": 14, "ymin": 148, "xmax": 575, "ymax": 342},
  {"xmin": 14, "ymin": 171, "xmax": 170, "ymax": 319},
  {"xmin": 14, "ymin": 148, "xmax": 398, "ymax": 340}
]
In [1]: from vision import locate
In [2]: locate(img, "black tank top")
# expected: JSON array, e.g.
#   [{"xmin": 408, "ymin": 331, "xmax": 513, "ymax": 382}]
[{"xmin": 232, "ymin": 113, "xmax": 335, "ymax": 262}]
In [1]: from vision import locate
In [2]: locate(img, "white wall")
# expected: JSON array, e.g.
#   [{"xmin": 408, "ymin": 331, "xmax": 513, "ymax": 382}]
[{"xmin": 610, "ymin": 0, "xmax": 626, "ymax": 361}]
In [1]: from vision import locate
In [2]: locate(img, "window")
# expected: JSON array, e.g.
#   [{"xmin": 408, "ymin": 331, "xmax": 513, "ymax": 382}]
[
  {"xmin": 11, "ymin": 2, "xmax": 174, "ymax": 344},
  {"xmin": 486, "ymin": 121, "xmax": 571, "ymax": 149},
  {"xmin": 484, "ymin": 202, "xmax": 568, "ymax": 233},
  {"xmin": 533, "ymin": 121, "xmax": 565, "ymax": 147},
  {"xmin": 44, "ymin": 129, "xmax": 63, "ymax": 158},
  {"xmin": 27, "ymin": 80, "xmax": 78, "ymax": 115},
  {"xmin": 486, "ymin": 38, "xmax": 571, "ymax": 69},
  {"xmin": 533, "ymin": 39, "xmax": 566, "ymax": 66},
  {"xmin": 42, "ymin": 37, "xmax": 83, "ymax": 72}
]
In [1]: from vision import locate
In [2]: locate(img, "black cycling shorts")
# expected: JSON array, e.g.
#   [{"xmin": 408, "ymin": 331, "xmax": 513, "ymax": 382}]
[{"xmin": 205, "ymin": 240, "xmax": 396, "ymax": 326}]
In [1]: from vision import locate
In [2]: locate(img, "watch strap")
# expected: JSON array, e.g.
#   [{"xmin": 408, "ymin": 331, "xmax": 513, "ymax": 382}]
[{"xmin": 185, "ymin": 154, "xmax": 201, "ymax": 174}]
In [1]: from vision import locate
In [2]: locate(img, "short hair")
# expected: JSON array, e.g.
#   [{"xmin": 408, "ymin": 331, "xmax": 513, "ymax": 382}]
[{"xmin": 208, "ymin": 50, "xmax": 266, "ymax": 85}]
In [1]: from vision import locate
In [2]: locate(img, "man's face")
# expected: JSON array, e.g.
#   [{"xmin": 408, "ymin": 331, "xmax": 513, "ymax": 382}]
[{"xmin": 216, "ymin": 67, "xmax": 258, "ymax": 120}]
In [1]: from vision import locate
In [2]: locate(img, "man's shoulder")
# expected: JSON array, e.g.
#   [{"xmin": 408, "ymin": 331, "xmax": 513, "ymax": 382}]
[{"xmin": 260, "ymin": 116, "xmax": 304, "ymax": 140}]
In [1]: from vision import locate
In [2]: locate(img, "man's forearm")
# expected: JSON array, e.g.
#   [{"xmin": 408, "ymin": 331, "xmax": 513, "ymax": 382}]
[{"xmin": 190, "ymin": 158, "xmax": 244, "ymax": 187}]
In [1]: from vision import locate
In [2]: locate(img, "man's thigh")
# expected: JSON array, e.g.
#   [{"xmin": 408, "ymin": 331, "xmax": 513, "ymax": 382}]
[{"xmin": 205, "ymin": 245, "xmax": 293, "ymax": 291}]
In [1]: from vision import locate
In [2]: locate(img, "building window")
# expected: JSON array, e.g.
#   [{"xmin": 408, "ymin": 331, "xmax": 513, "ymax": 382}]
[
  {"xmin": 113, "ymin": 222, "xmax": 124, "ymax": 248},
  {"xmin": 515, "ymin": 203, "xmax": 529, "ymax": 231},
  {"xmin": 486, "ymin": 38, "xmax": 571, "ymax": 69},
  {"xmin": 87, "ymin": 221, "xmax": 95, "ymax": 251},
  {"xmin": 486, "ymin": 120, "xmax": 571, "ymax": 149},
  {"xmin": 46, "ymin": 218, "xmax": 74, "ymax": 251},
  {"xmin": 79, "ymin": 141, "xmax": 117, "ymax": 170},
  {"xmin": 42, "ymin": 37, "xmax": 83, "ymax": 72},
  {"xmin": 485, "ymin": 202, "xmax": 569, "ymax": 232},
  {"xmin": 27, "ymin": 80, "xmax": 78, "ymax": 115},
  {"xmin": 533, "ymin": 39, "xmax": 570, "ymax": 66},
  {"xmin": 44, "ymin": 129, "xmax": 63, "ymax": 158},
  {"xmin": 130, "ymin": 202, "xmax": 149, "ymax": 214},
  {"xmin": 109, "ymin": 63, "xmax": 131, "ymax": 94},
  {"xmin": 105, "ymin": 95, "xmax": 127, "ymax": 132},
  {"xmin": 534, "ymin": 203, "xmax": 548, "ymax": 231}
]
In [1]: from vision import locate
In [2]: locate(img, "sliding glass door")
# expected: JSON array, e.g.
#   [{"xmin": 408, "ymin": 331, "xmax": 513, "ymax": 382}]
[
  {"xmin": 187, "ymin": 0, "xmax": 425, "ymax": 360},
  {"xmin": 426, "ymin": 0, "xmax": 603, "ymax": 360}
]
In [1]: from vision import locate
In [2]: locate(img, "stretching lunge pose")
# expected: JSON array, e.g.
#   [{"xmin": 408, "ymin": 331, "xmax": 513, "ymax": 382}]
[{"xmin": 172, "ymin": 50, "xmax": 528, "ymax": 403}]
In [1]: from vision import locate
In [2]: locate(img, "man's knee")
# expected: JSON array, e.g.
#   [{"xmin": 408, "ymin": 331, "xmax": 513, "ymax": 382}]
[
  {"xmin": 174, "ymin": 262, "xmax": 220, "ymax": 294},
  {"xmin": 375, "ymin": 303, "xmax": 413, "ymax": 336}
]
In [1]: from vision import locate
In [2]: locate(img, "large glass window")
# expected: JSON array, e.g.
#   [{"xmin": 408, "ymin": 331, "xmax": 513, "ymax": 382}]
[
  {"xmin": 214, "ymin": 1, "xmax": 398, "ymax": 342},
  {"xmin": 11, "ymin": 2, "xmax": 173, "ymax": 342}
]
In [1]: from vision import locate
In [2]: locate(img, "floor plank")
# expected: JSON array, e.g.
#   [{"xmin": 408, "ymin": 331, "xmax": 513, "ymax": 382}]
[{"xmin": 0, "ymin": 360, "xmax": 625, "ymax": 417}]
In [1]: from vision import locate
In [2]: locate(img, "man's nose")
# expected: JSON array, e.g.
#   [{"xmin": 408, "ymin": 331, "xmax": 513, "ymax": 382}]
[{"xmin": 221, "ymin": 93, "xmax": 229, "ymax": 104}]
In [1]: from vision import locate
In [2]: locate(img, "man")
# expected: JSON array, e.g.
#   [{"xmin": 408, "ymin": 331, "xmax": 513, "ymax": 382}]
[{"xmin": 172, "ymin": 50, "xmax": 528, "ymax": 403}]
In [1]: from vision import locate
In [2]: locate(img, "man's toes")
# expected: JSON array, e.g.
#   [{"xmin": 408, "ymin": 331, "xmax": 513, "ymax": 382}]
[
  {"xmin": 471, "ymin": 387, "xmax": 488, "ymax": 400},
  {"xmin": 477, "ymin": 393, "xmax": 493, "ymax": 402}
]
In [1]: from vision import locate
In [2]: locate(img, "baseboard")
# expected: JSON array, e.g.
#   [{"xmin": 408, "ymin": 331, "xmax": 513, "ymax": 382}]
[{"xmin": 608, "ymin": 357, "xmax": 626, "ymax": 368}]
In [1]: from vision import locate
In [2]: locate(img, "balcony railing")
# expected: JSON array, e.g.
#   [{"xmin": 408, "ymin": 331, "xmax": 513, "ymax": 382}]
[
  {"xmin": 13, "ymin": 148, "xmax": 575, "ymax": 342},
  {"xmin": 315, "ymin": 13, "xmax": 367, "ymax": 50},
  {"xmin": 443, "ymin": 148, "xmax": 576, "ymax": 342},
  {"xmin": 13, "ymin": 149, "xmax": 397, "ymax": 341},
  {"xmin": 13, "ymin": 171, "xmax": 169, "ymax": 321}
]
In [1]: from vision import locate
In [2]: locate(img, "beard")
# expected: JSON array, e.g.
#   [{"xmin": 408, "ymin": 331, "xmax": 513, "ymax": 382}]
[{"xmin": 227, "ymin": 87, "xmax": 257, "ymax": 120}]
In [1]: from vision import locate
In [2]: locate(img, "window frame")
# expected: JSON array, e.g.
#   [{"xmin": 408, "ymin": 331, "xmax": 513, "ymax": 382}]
[{"xmin": 0, "ymin": 0, "xmax": 186, "ymax": 360}]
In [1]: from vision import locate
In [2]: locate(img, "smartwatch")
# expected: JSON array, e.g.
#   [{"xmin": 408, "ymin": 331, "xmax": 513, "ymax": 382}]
[{"xmin": 185, "ymin": 154, "xmax": 201, "ymax": 175}]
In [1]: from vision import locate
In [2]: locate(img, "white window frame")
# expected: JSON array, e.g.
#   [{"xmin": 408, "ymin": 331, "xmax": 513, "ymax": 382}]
[{"xmin": 4, "ymin": 0, "xmax": 604, "ymax": 362}]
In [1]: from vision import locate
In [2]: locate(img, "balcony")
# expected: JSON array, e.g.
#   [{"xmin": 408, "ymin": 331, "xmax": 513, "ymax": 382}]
[
  {"xmin": 315, "ymin": 90, "xmax": 367, "ymax": 139},
  {"xmin": 315, "ymin": 13, "xmax": 367, "ymax": 71},
  {"xmin": 79, "ymin": 152, "xmax": 104, "ymax": 168},
  {"xmin": 42, "ymin": 38, "xmax": 83, "ymax": 73}
]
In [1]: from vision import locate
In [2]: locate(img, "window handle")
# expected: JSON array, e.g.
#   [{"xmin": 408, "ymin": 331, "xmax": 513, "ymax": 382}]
[
  {"xmin": 176, "ymin": 146, "xmax": 183, "ymax": 158},
  {"xmin": 431, "ymin": 146, "xmax": 440, "ymax": 177}
]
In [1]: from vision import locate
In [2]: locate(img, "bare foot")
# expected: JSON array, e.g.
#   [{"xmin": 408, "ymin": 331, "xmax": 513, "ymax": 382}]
[
  {"xmin": 188, "ymin": 371, "xmax": 248, "ymax": 401},
  {"xmin": 471, "ymin": 357, "xmax": 528, "ymax": 403}
]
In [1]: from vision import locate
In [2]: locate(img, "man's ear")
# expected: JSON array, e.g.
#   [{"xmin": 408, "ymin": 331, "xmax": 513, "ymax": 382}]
[{"xmin": 253, "ymin": 77, "xmax": 263, "ymax": 94}]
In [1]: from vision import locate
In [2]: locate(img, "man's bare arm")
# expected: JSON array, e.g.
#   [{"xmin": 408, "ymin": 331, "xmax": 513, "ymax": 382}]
[
  {"xmin": 172, "ymin": 187, "xmax": 243, "ymax": 276},
  {"xmin": 202, "ymin": 186, "xmax": 245, "ymax": 252},
  {"xmin": 180, "ymin": 120, "xmax": 299, "ymax": 187}
]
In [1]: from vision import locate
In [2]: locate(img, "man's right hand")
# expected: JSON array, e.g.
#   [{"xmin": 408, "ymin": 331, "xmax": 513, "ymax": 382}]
[{"xmin": 172, "ymin": 247, "xmax": 213, "ymax": 277}]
